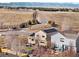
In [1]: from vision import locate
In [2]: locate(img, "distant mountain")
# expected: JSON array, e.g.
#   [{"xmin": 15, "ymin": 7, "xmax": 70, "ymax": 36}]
[{"xmin": 0, "ymin": 2, "xmax": 79, "ymax": 8}]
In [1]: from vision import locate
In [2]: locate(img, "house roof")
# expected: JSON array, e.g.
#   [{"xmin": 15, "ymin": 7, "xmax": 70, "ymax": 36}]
[{"xmin": 43, "ymin": 28, "xmax": 58, "ymax": 33}]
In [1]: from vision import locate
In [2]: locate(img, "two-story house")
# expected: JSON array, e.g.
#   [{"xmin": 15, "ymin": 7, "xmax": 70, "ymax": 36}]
[{"xmin": 35, "ymin": 28, "xmax": 76, "ymax": 52}]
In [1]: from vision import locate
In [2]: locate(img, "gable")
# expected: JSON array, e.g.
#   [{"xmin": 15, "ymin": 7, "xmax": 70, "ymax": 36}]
[
  {"xmin": 36, "ymin": 30, "xmax": 46, "ymax": 35},
  {"xmin": 51, "ymin": 33, "xmax": 70, "ymax": 45},
  {"xmin": 35, "ymin": 30, "xmax": 47, "ymax": 38},
  {"xmin": 51, "ymin": 33, "xmax": 66, "ymax": 40}
]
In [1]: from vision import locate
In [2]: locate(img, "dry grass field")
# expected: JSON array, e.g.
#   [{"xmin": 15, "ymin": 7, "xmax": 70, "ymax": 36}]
[
  {"xmin": 38, "ymin": 11, "xmax": 79, "ymax": 31},
  {"xmin": 0, "ymin": 9, "xmax": 79, "ymax": 31},
  {"xmin": 0, "ymin": 9, "xmax": 33, "ymax": 26}
]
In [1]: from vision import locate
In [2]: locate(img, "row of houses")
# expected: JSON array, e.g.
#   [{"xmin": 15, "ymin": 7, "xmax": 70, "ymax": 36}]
[
  {"xmin": 0, "ymin": 27, "xmax": 79, "ymax": 55},
  {"xmin": 27, "ymin": 27, "xmax": 79, "ymax": 53}
]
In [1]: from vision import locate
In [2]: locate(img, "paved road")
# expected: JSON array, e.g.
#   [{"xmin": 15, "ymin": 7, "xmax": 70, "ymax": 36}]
[{"xmin": 0, "ymin": 28, "xmax": 33, "ymax": 36}]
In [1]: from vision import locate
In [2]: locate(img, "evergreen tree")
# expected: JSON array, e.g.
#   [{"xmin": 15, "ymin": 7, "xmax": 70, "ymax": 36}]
[
  {"xmin": 20, "ymin": 22, "xmax": 28, "ymax": 28},
  {"xmin": 51, "ymin": 22, "xmax": 59, "ymax": 27},
  {"xmin": 48, "ymin": 20, "xmax": 52, "ymax": 24},
  {"xmin": 28, "ymin": 20, "xmax": 32, "ymax": 25}
]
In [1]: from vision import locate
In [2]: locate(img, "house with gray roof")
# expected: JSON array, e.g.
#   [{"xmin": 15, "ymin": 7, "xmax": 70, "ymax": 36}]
[
  {"xmin": 35, "ymin": 28, "xmax": 77, "ymax": 52},
  {"xmin": 35, "ymin": 28, "xmax": 58, "ymax": 47}
]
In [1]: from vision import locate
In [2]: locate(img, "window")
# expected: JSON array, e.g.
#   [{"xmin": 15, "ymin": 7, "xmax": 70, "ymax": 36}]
[
  {"xmin": 60, "ymin": 38, "xmax": 64, "ymax": 42},
  {"xmin": 42, "ymin": 35, "xmax": 45, "ymax": 38},
  {"xmin": 40, "ymin": 42, "xmax": 44, "ymax": 43},
  {"xmin": 32, "ymin": 39, "xmax": 34, "ymax": 41},
  {"xmin": 29, "ymin": 38, "xmax": 31, "ymax": 39},
  {"xmin": 64, "ymin": 45, "xmax": 68, "ymax": 50},
  {"xmin": 61, "ymin": 45, "xmax": 65, "ymax": 52},
  {"xmin": 53, "ymin": 44, "xmax": 58, "ymax": 51},
  {"xmin": 59, "ymin": 45, "xmax": 68, "ymax": 52},
  {"xmin": 37, "ymin": 35, "xmax": 39, "ymax": 37}
]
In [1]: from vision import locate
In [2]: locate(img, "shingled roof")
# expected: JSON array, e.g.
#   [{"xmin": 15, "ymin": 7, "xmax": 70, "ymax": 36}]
[{"xmin": 43, "ymin": 28, "xmax": 58, "ymax": 33}]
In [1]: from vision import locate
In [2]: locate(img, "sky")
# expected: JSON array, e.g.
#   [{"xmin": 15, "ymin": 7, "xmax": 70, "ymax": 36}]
[{"xmin": 0, "ymin": 0, "xmax": 79, "ymax": 3}]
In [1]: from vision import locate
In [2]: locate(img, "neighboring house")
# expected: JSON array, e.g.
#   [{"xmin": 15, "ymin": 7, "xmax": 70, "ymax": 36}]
[
  {"xmin": 35, "ymin": 28, "xmax": 76, "ymax": 52},
  {"xmin": 51, "ymin": 32, "xmax": 76, "ymax": 52},
  {"xmin": 28, "ymin": 33, "xmax": 36, "ymax": 45},
  {"xmin": 35, "ymin": 30, "xmax": 47, "ymax": 46},
  {"xmin": 35, "ymin": 28, "xmax": 57, "ymax": 47}
]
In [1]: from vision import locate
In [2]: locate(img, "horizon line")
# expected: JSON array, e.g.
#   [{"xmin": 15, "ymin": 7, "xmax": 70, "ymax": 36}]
[{"xmin": 0, "ymin": 2, "xmax": 79, "ymax": 4}]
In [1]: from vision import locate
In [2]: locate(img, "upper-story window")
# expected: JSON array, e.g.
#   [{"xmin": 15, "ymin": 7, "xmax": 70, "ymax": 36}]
[
  {"xmin": 32, "ymin": 39, "xmax": 34, "ymax": 41},
  {"xmin": 60, "ymin": 38, "xmax": 64, "ymax": 42},
  {"xmin": 42, "ymin": 35, "xmax": 45, "ymax": 38},
  {"xmin": 37, "ymin": 35, "xmax": 39, "ymax": 37},
  {"xmin": 40, "ymin": 41, "xmax": 44, "ymax": 43}
]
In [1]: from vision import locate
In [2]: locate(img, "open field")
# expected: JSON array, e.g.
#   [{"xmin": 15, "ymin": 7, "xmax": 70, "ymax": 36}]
[
  {"xmin": 38, "ymin": 11, "xmax": 79, "ymax": 31},
  {"xmin": 0, "ymin": 9, "xmax": 33, "ymax": 26},
  {"xmin": 0, "ymin": 9, "xmax": 79, "ymax": 31}
]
